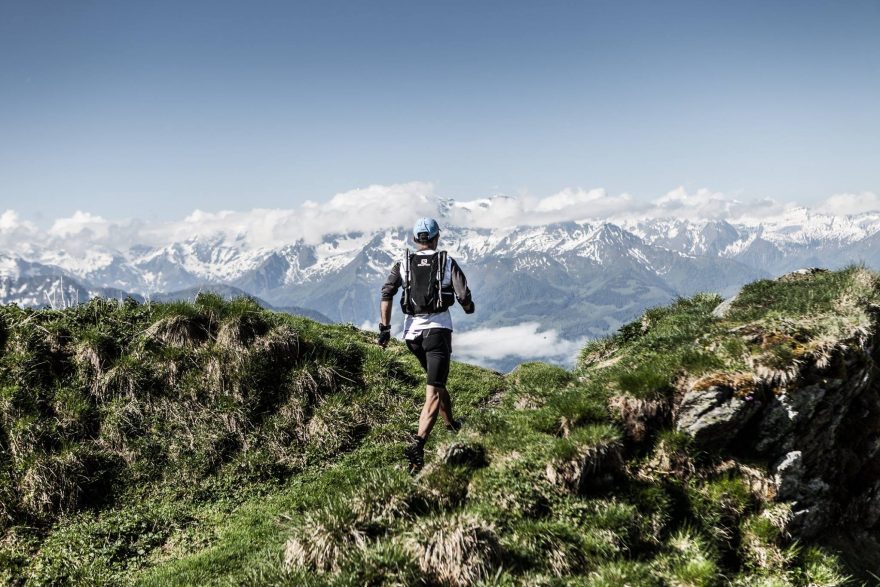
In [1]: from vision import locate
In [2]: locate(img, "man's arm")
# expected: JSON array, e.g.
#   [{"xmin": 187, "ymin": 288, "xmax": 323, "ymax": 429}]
[
  {"xmin": 450, "ymin": 259, "xmax": 475, "ymax": 314},
  {"xmin": 377, "ymin": 262, "xmax": 402, "ymax": 346},
  {"xmin": 380, "ymin": 299, "xmax": 393, "ymax": 328}
]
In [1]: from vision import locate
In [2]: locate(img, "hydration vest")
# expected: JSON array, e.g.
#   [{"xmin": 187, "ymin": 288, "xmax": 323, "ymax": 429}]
[{"xmin": 400, "ymin": 250, "xmax": 455, "ymax": 315}]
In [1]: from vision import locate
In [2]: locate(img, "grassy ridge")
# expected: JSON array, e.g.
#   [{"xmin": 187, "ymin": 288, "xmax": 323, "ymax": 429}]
[
  {"xmin": 1, "ymin": 267, "xmax": 876, "ymax": 585},
  {"xmin": 0, "ymin": 294, "xmax": 500, "ymax": 585}
]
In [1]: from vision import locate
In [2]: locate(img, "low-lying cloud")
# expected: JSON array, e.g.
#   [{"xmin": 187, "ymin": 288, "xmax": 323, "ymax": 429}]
[
  {"xmin": 815, "ymin": 192, "xmax": 880, "ymax": 217},
  {"xmin": 358, "ymin": 320, "xmax": 584, "ymax": 370},
  {"xmin": 452, "ymin": 322, "xmax": 585, "ymax": 368},
  {"xmin": 2, "ymin": 184, "xmax": 878, "ymax": 257}
]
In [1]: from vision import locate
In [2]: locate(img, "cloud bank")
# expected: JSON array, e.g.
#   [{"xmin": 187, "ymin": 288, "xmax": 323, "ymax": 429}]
[
  {"xmin": 453, "ymin": 323, "xmax": 585, "ymax": 367},
  {"xmin": 815, "ymin": 192, "xmax": 880, "ymax": 217},
  {"xmin": 2, "ymin": 184, "xmax": 878, "ymax": 256}
]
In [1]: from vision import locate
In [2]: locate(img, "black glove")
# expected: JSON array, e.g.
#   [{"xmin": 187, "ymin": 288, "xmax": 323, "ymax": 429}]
[
  {"xmin": 462, "ymin": 301, "xmax": 475, "ymax": 314},
  {"xmin": 376, "ymin": 323, "xmax": 392, "ymax": 347}
]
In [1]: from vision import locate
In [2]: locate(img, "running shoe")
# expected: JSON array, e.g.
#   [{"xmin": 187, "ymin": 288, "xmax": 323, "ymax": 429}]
[{"xmin": 404, "ymin": 436, "xmax": 425, "ymax": 475}]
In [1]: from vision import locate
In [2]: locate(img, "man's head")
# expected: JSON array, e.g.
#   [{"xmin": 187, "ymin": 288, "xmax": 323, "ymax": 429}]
[{"xmin": 412, "ymin": 217, "xmax": 440, "ymax": 250}]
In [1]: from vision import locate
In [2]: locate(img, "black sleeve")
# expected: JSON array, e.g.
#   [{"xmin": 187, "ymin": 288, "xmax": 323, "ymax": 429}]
[
  {"xmin": 449, "ymin": 259, "xmax": 473, "ymax": 306},
  {"xmin": 380, "ymin": 262, "xmax": 403, "ymax": 300}
]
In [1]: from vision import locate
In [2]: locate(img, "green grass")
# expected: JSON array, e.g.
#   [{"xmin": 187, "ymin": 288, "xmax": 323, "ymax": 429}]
[{"xmin": 1, "ymin": 268, "xmax": 875, "ymax": 585}]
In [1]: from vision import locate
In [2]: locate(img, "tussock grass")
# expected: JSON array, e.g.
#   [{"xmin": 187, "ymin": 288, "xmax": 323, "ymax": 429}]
[
  {"xmin": 509, "ymin": 519, "xmax": 593, "ymax": 576},
  {"xmin": 340, "ymin": 539, "xmax": 422, "ymax": 587},
  {"xmin": 283, "ymin": 499, "xmax": 370, "ymax": 572},
  {"xmin": 653, "ymin": 528, "xmax": 720, "ymax": 586},
  {"xmin": 409, "ymin": 513, "xmax": 504, "ymax": 587},
  {"xmin": 1, "ymin": 268, "xmax": 870, "ymax": 585},
  {"xmin": 145, "ymin": 313, "xmax": 210, "ymax": 348},
  {"xmin": 216, "ymin": 311, "xmax": 271, "ymax": 350},
  {"xmin": 0, "ymin": 296, "xmax": 431, "ymax": 584},
  {"xmin": 586, "ymin": 560, "xmax": 660, "ymax": 586},
  {"xmin": 467, "ymin": 456, "xmax": 554, "ymax": 519},
  {"xmin": 544, "ymin": 423, "xmax": 623, "ymax": 494},
  {"xmin": 419, "ymin": 463, "xmax": 473, "ymax": 511}
]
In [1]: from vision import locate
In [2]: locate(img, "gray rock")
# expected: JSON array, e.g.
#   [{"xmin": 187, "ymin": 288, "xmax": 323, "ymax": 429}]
[
  {"xmin": 439, "ymin": 442, "xmax": 488, "ymax": 469},
  {"xmin": 711, "ymin": 291, "xmax": 740, "ymax": 318},
  {"xmin": 775, "ymin": 267, "xmax": 827, "ymax": 282},
  {"xmin": 545, "ymin": 440, "xmax": 624, "ymax": 494},
  {"xmin": 676, "ymin": 385, "xmax": 762, "ymax": 449},
  {"xmin": 773, "ymin": 451, "xmax": 805, "ymax": 499},
  {"xmin": 755, "ymin": 384, "xmax": 828, "ymax": 453},
  {"xmin": 675, "ymin": 332, "xmax": 880, "ymax": 540}
]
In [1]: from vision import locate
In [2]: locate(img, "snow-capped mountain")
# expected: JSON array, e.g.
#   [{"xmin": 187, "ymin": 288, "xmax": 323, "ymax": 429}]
[{"xmin": 3, "ymin": 204, "xmax": 880, "ymax": 352}]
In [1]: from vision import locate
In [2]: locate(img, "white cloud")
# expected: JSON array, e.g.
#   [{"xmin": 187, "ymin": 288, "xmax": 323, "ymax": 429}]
[
  {"xmin": 140, "ymin": 181, "xmax": 437, "ymax": 247},
  {"xmin": 49, "ymin": 211, "xmax": 111, "ymax": 238},
  {"xmin": 0, "ymin": 210, "xmax": 37, "ymax": 234},
  {"xmin": 453, "ymin": 322, "xmax": 585, "ymax": 366},
  {"xmin": 0, "ymin": 183, "xmax": 873, "ymax": 262},
  {"xmin": 534, "ymin": 187, "xmax": 638, "ymax": 217},
  {"xmin": 815, "ymin": 192, "xmax": 880, "ymax": 216},
  {"xmin": 0, "ymin": 210, "xmax": 40, "ymax": 255},
  {"xmin": 649, "ymin": 187, "xmax": 792, "ymax": 222},
  {"xmin": 448, "ymin": 188, "xmax": 641, "ymax": 229},
  {"xmin": 445, "ymin": 186, "xmax": 796, "ymax": 229}
]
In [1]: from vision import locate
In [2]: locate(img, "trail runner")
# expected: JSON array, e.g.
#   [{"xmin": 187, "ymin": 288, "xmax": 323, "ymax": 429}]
[{"xmin": 376, "ymin": 217, "xmax": 475, "ymax": 474}]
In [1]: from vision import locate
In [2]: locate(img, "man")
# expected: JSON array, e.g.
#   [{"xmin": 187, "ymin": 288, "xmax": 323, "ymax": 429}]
[{"xmin": 377, "ymin": 217, "xmax": 475, "ymax": 474}]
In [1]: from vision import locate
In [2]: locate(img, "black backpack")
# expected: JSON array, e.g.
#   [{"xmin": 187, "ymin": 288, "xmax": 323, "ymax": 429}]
[{"xmin": 400, "ymin": 250, "xmax": 455, "ymax": 315}]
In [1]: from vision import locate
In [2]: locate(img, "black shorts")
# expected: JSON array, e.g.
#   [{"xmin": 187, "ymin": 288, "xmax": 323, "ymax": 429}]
[{"xmin": 405, "ymin": 328, "xmax": 452, "ymax": 387}]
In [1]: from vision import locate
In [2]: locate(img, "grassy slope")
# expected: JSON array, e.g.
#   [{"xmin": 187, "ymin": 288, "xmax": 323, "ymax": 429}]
[
  {"xmin": 0, "ymin": 294, "xmax": 502, "ymax": 585},
  {"xmin": 1, "ymin": 267, "xmax": 877, "ymax": 585}
]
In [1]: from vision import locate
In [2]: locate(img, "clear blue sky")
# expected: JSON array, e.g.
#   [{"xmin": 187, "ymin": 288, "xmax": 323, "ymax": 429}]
[{"xmin": 1, "ymin": 0, "xmax": 878, "ymax": 222}]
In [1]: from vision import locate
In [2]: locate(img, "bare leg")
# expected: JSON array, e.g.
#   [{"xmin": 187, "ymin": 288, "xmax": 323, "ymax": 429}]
[
  {"xmin": 438, "ymin": 386, "xmax": 454, "ymax": 426},
  {"xmin": 417, "ymin": 384, "xmax": 454, "ymax": 439}
]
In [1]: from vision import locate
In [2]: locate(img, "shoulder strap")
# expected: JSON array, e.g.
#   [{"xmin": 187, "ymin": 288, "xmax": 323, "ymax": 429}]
[
  {"xmin": 401, "ymin": 248, "xmax": 411, "ymax": 308},
  {"xmin": 435, "ymin": 250, "xmax": 448, "ymax": 310},
  {"xmin": 403, "ymin": 248, "xmax": 411, "ymax": 285},
  {"xmin": 438, "ymin": 251, "xmax": 447, "ymax": 285}
]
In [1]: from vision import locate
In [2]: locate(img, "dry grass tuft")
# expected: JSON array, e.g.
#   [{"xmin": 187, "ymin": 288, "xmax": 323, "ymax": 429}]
[
  {"xmin": 145, "ymin": 315, "xmax": 209, "ymax": 348},
  {"xmin": 608, "ymin": 395, "xmax": 671, "ymax": 443},
  {"xmin": 264, "ymin": 393, "xmax": 309, "ymax": 451},
  {"xmin": 409, "ymin": 513, "xmax": 504, "ymax": 587},
  {"xmin": 740, "ymin": 504, "xmax": 795, "ymax": 572},
  {"xmin": 19, "ymin": 451, "xmax": 87, "ymax": 518},
  {"xmin": 418, "ymin": 464, "xmax": 472, "ymax": 511},
  {"xmin": 305, "ymin": 398, "xmax": 366, "ymax": 456},
  {"xmin": 579, "ymin": 337, "xmax": 620, "ymax": 370},
  {"xmin": 97, "ymin": 398, "xmax": 146, "ymax": 460},
  {"xmin": 468, "ymin": 458, "xmax": 554, "ymax": 519},
  {"xmin": 511, "ymin": 521, "xmax": 594, "ymax": 577},
  {"xmin": 216, "ymin": 313, "xmax": 270, "ymax": 350},
  {"xmin": 288, "ymin": 367, "xmax": 320, "ymax": 402},
  {"xmin": 73, "ymin": 342, "xmax": 104, "ymax": 391},
  {"xmin": 283, "ymin": 503, "xmax": 368, "ymax": 572},
  {"xmin": 713, "ymin": 459, "xmax": 777, "ymax": 502},
  {"xmin": 97, "ymin": 355, "xmax": 149, "ymax": 402},
  {"xmin": 691, "ymin": 372, "xmax": 757, "ymax": 396},
  {"xmin": 347, "ymin": 469, "xmax": 419, "ymax": 527},
  {"xmin": 253, "ymin": 325, "xmax": 300, "ymax": 365},
  {"xmin": 438, "ymin": 441, "xmax": 488, "ymax": 469},
  {"xmin": 637, "ymin": 435, "xmax": 696, "ymax": 482}
]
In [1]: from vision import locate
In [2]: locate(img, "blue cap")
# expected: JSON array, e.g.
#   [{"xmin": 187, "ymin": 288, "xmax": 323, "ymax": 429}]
[{"xmin": 412, "ymin": 217, "xmax": 440, "ymax": 242}]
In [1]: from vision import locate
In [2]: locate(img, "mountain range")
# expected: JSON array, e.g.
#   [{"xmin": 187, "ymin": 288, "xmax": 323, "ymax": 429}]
[{"xmin": 3, "ymin": 203, "xmax": 880, "ymax": 364}]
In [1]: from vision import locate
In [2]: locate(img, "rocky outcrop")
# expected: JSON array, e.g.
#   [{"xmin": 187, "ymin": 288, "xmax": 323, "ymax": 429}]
[
  {"xmin": 545, "ymin": 439, "xmax": 624, "ymax": 494},
  {"xmin": 675, "ymin": 332, "xmax": 880, "ymax": 539}
]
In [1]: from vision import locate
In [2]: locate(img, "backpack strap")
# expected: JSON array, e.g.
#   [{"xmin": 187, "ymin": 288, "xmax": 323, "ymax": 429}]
[
  {"xmin": 402, "ymin": 247, "xmax": 412, "ymax": 311},
  {"xmin": 436, "ymin": 250, "xmax": 448, "ymax": 310},
  {"xmin": 403, "ymin": 247, "xmax": 411, "ymax": 284}
]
